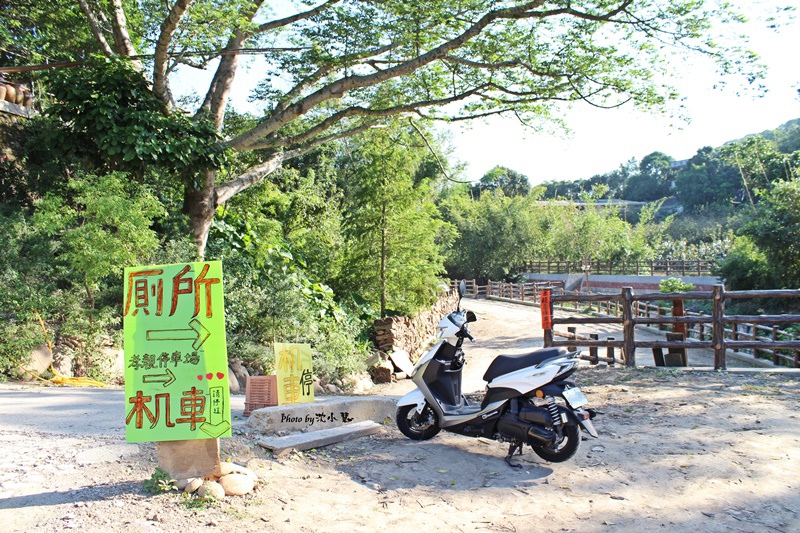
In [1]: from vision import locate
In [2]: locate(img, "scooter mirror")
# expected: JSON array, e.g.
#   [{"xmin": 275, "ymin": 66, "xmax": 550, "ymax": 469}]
[
  {"xmin": 458, "ymin": 279, "xmax": 466, "ymax": 298},
  {"xmin": 465, "ymin": 310, "xmax": 477, "ymax": 323}
]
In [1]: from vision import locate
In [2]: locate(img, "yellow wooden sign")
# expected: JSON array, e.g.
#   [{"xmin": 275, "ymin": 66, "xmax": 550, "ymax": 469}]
[{"xmin": 274, "ymin": 343, "xmax": 314, "ymax": 405}]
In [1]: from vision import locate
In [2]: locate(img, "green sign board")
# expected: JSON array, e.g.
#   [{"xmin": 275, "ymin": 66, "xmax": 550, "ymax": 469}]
[{"xmin": 123, "ymin": 261, "xmax": 231, "ymax": 443}]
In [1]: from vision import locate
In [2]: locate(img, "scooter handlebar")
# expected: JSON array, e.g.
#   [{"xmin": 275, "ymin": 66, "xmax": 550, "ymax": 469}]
[{"xmin": 458, "ymin": 328, "xmax": 475, "ymax": 342}]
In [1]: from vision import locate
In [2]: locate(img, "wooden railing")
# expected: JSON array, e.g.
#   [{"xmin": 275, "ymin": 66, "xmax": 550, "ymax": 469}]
[
  {"xmin": 541, "ymin": 286, "xmax": 800, "ymax": 369},
  {"xmin": 519, "ymin": 259, "xmax": 715, "ymax": 277},
  {"xmin": 453, "ymin": 279, "xmax": 564, "ymax": 301}
]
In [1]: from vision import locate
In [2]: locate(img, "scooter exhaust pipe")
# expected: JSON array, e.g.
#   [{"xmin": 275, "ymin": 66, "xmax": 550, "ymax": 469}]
[
  {"xmin": 498, "ymin": 414, "xmax": 555, "ymax": 447},
  {"xmin": 526, "ymin": 424, "xmax": 555, "ymax": 446}
]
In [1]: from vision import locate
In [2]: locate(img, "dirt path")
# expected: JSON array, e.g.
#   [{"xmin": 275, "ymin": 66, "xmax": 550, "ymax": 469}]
[{"xmin": 2, "ymin": 300, "xmax": 799, "ymax": 532}]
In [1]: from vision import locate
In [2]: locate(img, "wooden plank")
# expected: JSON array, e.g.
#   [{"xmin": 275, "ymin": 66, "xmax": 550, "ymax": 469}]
[
  {"xmin": 554, "ymin": 317, "xmax": 624, "ymax": 325},
  {"xmin": 726, "ymin": 315, "xmax": 800, "ymax": 324},
  {"xmin": 551, "ymin": 339, "xmax": 625, "ymax": 348},
  {"xmin": 635, "ymin": 340, "xmax": 713, "ymax": 349},
  {"xmin": 727, "ymin": 289, "xmax": 800, "ymax": 299},
  {"xmin": 666, "ymin": 332, "xmax": 687, "ymax": 367},
  {"xmin": 156, "ymin": 438, "xmax": 220, "ymax": 479},
  {"xmin": 636, "ymin": 316, "xmax": 708, "ymax": 325},
  {"xmin": 652, "ymin": 347, "xmax": 665, "ymax": 366}
]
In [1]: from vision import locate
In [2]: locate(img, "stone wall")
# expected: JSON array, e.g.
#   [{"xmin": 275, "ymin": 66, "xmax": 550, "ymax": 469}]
[
  {"xmin": 372, "ymin": 288, "xmax": 460, "ymax": 358},
  {"xmin": 0, "ymin": 106, "xmax": 25, "ymax": 160}
]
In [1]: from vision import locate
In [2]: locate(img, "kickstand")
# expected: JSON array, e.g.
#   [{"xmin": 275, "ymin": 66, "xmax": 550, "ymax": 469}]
[{"xmin": 504, "ymin": 442, "xmax": 523, "ymax": 469}]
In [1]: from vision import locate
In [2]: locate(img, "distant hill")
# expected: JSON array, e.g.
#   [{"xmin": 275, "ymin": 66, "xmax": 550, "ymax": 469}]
[
  {"xmin": 753, "ymin": 118, "xmax": 800, "ymax": 154},
  {"xmin": 539, "ymin": 117, "xmax": 800, "ymax": 204}
]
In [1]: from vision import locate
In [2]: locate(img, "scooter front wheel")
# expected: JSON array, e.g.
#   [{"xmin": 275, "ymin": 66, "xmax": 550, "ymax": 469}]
[{"xmin": 396, "ymin": 403, "xmax": 441, "ymax": 440}]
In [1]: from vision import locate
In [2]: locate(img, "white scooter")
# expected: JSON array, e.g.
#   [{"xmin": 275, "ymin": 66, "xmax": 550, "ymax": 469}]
[{"xmin": 396, "ymin": 281, "xmax": 598, "ymax": 465}]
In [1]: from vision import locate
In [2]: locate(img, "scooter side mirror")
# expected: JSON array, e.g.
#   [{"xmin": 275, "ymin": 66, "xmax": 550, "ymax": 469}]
[
  {"xmin": 458, "ymin": 280, "xmax": 467, "ymax": 298},
  {"xmin": 465, "ymin": 310, "xmax": 477, "ymax": 323}
]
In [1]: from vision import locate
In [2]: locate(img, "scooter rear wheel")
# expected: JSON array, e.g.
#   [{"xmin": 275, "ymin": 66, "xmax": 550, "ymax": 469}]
[
  {"xmin": 396, "ymin": 404, "xmax": 440, "ymax": 440},
  {"xmin": 531, "ymin": 424, "xmax": 580, "ymax": 462}
]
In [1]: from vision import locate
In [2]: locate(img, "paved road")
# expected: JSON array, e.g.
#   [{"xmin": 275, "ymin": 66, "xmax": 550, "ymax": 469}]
[
  {"xmin": 0, "ymin": 298, "xmax": 764, "ymax": 438},
  {"xmin": 0, "ymin": 383, "xmax": 247, "ymax": 437}
]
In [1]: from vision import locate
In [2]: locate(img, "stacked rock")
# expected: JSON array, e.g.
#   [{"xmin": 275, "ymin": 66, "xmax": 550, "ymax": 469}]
[{"xmin": 175, "ymin": 462, "xmax": 258, "ymax": 498}]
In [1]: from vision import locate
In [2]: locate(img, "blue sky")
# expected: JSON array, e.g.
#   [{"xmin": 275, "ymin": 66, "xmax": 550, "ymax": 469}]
[{"xmin": 445, "ymin": 9, "xmax": 800, "ymax": 184}]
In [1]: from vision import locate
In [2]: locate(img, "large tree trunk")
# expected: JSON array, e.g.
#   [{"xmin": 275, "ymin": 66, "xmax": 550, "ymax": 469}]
[
  {"xmin": 185, "ymin": 154, "xmax": 287, "ymax": 258},
  {"xmin": 185, "ymin": 169, "xmax": 218, "ymax": 259}
]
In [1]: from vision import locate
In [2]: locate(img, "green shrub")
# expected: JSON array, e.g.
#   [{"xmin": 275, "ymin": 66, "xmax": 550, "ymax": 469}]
[
  {"xmin": 715, "ymin": 235, "xmax": 773, "ymax": 290},
  {"xmin": 659, "ymin": 277, "xmax": 695, "ymax": 293}
]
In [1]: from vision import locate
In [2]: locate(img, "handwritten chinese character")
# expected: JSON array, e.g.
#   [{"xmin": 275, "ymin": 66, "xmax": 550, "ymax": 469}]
[
  {"xmin": 169, "ymin": 264, "xmax": 220, "ymax": 318},
  {"xmin": 300, "ymin": 369, "xmax": 313, "ymax": 396},
  {"xmin": 125, "ymin": 391, "xmax": 154, "ymax": 429},
  {"xmin": 278, "ymin": 346, "xmax": 300, "ymax": 373},
  {"xmin": 124, "ymin": 269, "xmax": 164, "ymax": 316},
  {"xmin": 176, "ymin": 387, "xmax": 206, "ymax": 430},
  {"xmin": 282, "ymin": 375, "xmax": 301, "ymax": 403}
]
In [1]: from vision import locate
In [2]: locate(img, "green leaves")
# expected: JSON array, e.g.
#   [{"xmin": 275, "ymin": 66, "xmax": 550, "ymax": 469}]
[
  {"xmin": 44, "ymin": 57, "xmax": 228, "ymax": 178},
  {"xmin": 33, "ymin": 172, "xmax": 166, "ymax": 291},
  {"xmin": 336, "ymin": 122, "xmax": 454, "ymax": 317}
]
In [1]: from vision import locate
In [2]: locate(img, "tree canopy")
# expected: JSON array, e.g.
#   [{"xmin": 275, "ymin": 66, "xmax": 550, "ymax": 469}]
[
  {"xmin": 472, "ymin": 165, "xmax": 531, "ymax": 198},
  {"xmin": 14, "ymin": 0, "xmax": 767, "ymax": 256}
]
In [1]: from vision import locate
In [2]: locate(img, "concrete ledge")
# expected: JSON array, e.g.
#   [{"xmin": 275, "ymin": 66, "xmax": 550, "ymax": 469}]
[
  {"xmin": 246, "ymin": 395, "xmax": 397, "ymax": 436},
  {"xmin": 0, "ymin": 99, "xmax": 37, "ymax": 118},
  {"xmin": 257, "ymin": 420, "xmax": 385, "ymax": 455}
]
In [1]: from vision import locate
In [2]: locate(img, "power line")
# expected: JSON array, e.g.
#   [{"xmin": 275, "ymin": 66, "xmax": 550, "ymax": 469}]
[{"xmin": 0, "ymin": 47, "xmax": 309, "ymax": 74}]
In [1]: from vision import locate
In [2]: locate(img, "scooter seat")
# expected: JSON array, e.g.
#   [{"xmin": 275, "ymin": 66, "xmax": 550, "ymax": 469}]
[{"xmin": 482, "ymin": 347, "xmax": 568, "ymax": 383}]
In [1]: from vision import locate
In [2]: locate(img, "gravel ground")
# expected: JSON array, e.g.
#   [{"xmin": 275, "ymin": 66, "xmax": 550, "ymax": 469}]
[{"xmin": 1, "ymin": 299, "xmax": 798, "ymax": 532}]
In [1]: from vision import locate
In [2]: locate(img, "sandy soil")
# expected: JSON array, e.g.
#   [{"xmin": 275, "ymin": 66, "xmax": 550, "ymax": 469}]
[{"xmin": 2, "ymin": 300, "xmax": 799, "ymax": 532}]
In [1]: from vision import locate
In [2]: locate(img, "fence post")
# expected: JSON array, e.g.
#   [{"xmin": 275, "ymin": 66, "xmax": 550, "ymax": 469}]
[
  {"xmin": 589, "ymin": 334, "xmax": 599, "ymax": 365},
  {"xmin": 712, "ymin": 284, "xmax": 726, "ymax": 370},
  {"xmin": 568, "ymin": 327, "xmax": 577, "ymax": 352},
  {"xmin": 772, "ymin": 326, "xmax": 780, "ymax": 366},
  {"xmin": 607, "ymin": 337, "xmax": 615, "ymax": 366},
  {"xmin": 622, "ymin": 287, "xmax": 636, "ymax": 367},
  {"xmin": 698, "ymin": 313, "xmax": 705, "ymax": 341}
]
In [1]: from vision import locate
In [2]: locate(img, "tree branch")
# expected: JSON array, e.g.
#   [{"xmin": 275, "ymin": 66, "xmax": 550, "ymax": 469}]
[
  {"xmin": 76, "ymin": 0, "xmax": 115, "ymax": 57},
  {"xmin": 109, "ymin": 0, "xmax": 142, "ymax": 69},
  {"xmin": 228, "ymin": 1, "xmax": 553, "ymax": 151},
  {"xmin": 273, "ymin": 42, "xmax": 398, "ymax": 115},
  {"xmin": 216, "ymin": 120, "xmax": 376, "ymax": 204},
  {"xmin": 256, "ymin": 0, "xmax": 342, "ymax": 33},
  {"xmin": 215, "ymin": 155, "xmax": 285, "ymax": 205},
  {"xmin": 153, "ymin": 0, "xmax": 194, "ymax": 109},
  {"xmin": 251, "ymin": 85, "xmax": 489, "ymax": 151},
  {"xmin": 444, "ymin": 56, "xmax": 566, "ymax": 79}
]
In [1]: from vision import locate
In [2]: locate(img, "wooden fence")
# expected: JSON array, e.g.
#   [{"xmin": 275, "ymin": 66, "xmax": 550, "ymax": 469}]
[
  {"xmin": 541, "ymin": 286, "xmax": 800, "ymax": 369},
  {"xmin": 452, "ymin": 279, "xmax": 800, "ymax": 369},
  {"xmin": 519, "ymin": 259, "xmax": 715, "ymax": 277},
  {"xmin": 454, "ymin": 279, "xmax": 564, "ymax": 301}
]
